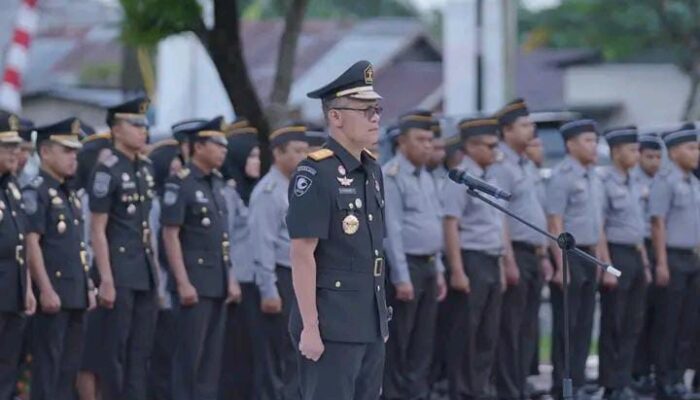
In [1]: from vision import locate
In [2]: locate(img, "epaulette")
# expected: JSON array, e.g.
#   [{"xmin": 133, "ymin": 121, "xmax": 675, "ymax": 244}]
[
  {"xmin": 29, "ymin": 175, "xmax": 43, "ymax": 189},
  {"xmin": 212, "ymin": 169, "xmax": 223, "ymax": 178},
  {"xmin": 148, "ymin": 139, "xmax": 178, "ymax": 154},
  {"xmin": 363, "ymin": 148, "xmax": 377, "ymax": 160},
  {"xmin": 494, "ymin": 151, "xmax": 505, "ymax": 163},
  {"xmin": 308, "ymin": 149, "xmax": 333, "ymax": 161},
  {"xmin": 82, "ymin": 132, "xmax": 111, "ymax": 143},
  {"xmin": 177, "ymin": 168, "xmax": 190, "ymax": 179},
  {"xmin": 102, "ymin": 154, "xmax": 119, "ymax": 168},
  {"xmin": 385, "ymin": 162, "xmax": 399, "ymax": 177},
  {"xmin": 264, "ymin": 180, "xmax": 276, "ymax": 193}
]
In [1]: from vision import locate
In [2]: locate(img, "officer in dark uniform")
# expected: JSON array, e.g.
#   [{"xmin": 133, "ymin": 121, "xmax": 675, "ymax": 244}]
[
  {"xmin": 81, "ymin": 97, "xmax": 159, "ymax": 400},
  {"xmin": 490, "ymin": 99, "xmax": 550, "ymax": 400},
  {"xmin": 286, "ymin": 60, "xmax": 389, "ymax": 400},
  {"xmin": 441, "ymin": 117, "xmax": 506, "ymax": 400},
  {"xmin": 597, "ymin": 127, "xmax": 648, "ymax": 400},
  {"xmin": 22, "ymin": 118, "xmax": 96, "ymax": 399},
  {"xmin": 649, "ymin": 128, "xmax": 700, "ymax": 400},
  {"xmin": 161, "ymin": 116, "xmax": 241, "ymax": 400},
  {"xmin": 0, "ymin": 111, "xmax": 35, "ymax": 400},
  {"xmin": 545, "ymin": 120, "xmax": 603, "ymax": 400},
  {"xmin": 382, "ymin": 110, "xmax": 447, "ymax": 400}
]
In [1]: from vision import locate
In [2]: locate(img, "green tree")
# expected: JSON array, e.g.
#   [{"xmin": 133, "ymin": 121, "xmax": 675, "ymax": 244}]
[{"xmin": 520, "ymin": 0, "xmax": 700, "ymax": 120}]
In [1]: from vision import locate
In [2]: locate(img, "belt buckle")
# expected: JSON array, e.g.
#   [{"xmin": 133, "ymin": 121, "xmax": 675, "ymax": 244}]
[
  {"xmin": 373, "ymin": 257, "xmax": 384, "ymax": 277},
  {"xmin": 15, "ymin": 245, "xmax": 24, "ymax": 265}
]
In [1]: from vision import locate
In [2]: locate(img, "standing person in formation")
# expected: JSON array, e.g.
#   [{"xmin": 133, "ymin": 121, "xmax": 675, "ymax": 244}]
[
  {"xmin": 545, "ymin": 120, "xmax": 603, "ymax": 400},
  {"xmin": 161, "ymin": 117, "xmax": 242, "ymax": 400},
  {"xmin": 250, "ymin": 122, "xmax": 311, "ymax": 399},
  {"xmin": 0, "ymin": 111, "xmax": 36, "ymax": 400},
  {"xmin": 382, "ymin": 110, "xmax": 447, "ymax": 400},
  {"xmin": 649, "ymin": 128, "xmax": 700, "ymax": 400},
  {"xmin": 596, "ymin": 127, "xmax": 648, "ymax": 400},
  {"xmin": 490, "ymin": 99, "xmax": 551, "ymax": 400},
  {"xmin": 286, "ymin": 60, "xmax": 390, "ymax": 400},
  {"xmin": 441, "ymin": 117, "xmax": 506, "ymax": 400},
  {"xmin": 79, "ymin": 97, "xmax": 159, "ymax": 400},
  {"xmin": 631, "ymin": 133, "xmax": 664, "ymax": 395},
  {"xmin": 23, "ymin": 118, "xmax": 96, "ymax": 400}
]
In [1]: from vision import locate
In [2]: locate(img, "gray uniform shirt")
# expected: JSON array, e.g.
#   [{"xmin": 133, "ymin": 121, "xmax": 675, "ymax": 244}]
[
  {"xmin": 221, "ymin": 184, "xmax": 255, "ymax": 283},
  {"xmin": 441, "ymin": 156, "xmax": 504, "ymax": 253},
  {"xmin": 383, "ymin": 153, "xmax": 445, "ymax": 285},
  {"xmin": 601, "ymin": 167, "xmax": 645, "ymax": 245},
  {"xmin": 249, "ymin": 166, "xmax": 291, "ymax": 299},
  {"xmin": 648, "ymin": 163, "xmax": 700, "ymax": 249},
  {"xmin": 631, "ymin": 166, "xmax": 654, "ymax": 239},
  {"xmin": 490, "ymin": 143, "xmax": 547, "ymax": 246},
  {"xmin": 545, "ymin": 155, "xmax": 603, "ymax": 247}
]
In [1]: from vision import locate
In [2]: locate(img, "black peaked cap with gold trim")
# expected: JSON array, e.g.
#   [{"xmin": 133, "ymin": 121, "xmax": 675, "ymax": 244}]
[
  {"xmin": 36, "ymin": 117, "xmax": 84, "ymax": 149},
  {"xmin": 225, "ymin": 117, "xmax": 259, "ymax": 136},
  {"xmin": 498, "ymin": 98, "xmax": 529, "ymax": 126},
  {"xmin": 458, "ymin": 117, "xmax": 499, "ymax": 140},
  {"xmin": 270, "ymin": 122, "xmax": 307, "ymax": 148},
  {"xmin": 0, "ymin": 110, "xmax": 24, "ymax": 144},
  {"xmin": 106, "ymin": 96, "xmax": 150, "ymax": 127},
  {"xmin": 182, "ymin": 116, "xmax": 228, "ymax": 147},
  {"xmin": 307, "ymin": 60, "xmax": 382, "ymax": 101},
  {"xmin": 398, "ymin": 109, "xmax": 435, "ymax": 133},
  {"xmin": 172, "ymin": 118, "xmax": 207, "ymax": 143}
]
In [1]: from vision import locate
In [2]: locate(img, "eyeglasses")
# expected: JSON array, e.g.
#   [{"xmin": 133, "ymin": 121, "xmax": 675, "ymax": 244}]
[{"xmin": 332, "ymin": 105, "xmax": 383, "ymax": 120}]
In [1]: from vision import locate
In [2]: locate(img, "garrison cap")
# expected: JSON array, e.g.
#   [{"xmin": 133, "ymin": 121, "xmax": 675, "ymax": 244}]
[
  {"xmin": 106, "ymin": 96, "xmax": 150, "ymax": 127},
  {"xmin": 560, "ymin": 119, "xmax": 598, "ymax": 141},
  {"xmin": 663, "ymin": 128, "xmax": 698, "ymax": 148},
  {"xmin": 639, "ymin": 133, "xmax": 663, "ymax": 151},
  {"xmin": 182, "ymin": 116, "xmax": 228, "ymax": 147},
  {"xmin": 458, "ymin": 117, "xmax": 499, "ymax": 140},
  {"xmin": 497, "ymin": 98, "xmax": 530, "ymax": 126},
  {"xmin": 270, "ymin": 122, "xmax": 307, "ymax": 148},
  {"xmin": 398, "ymin": 109, "xmax": 435, "ymax": 133},
  {"xmin": 35, "ymin": 117, "xmax": 84, "ymax": 149},
  {"xmin": 603, "ymin": 125, "xmax": 638, "ymax": 147},
  {"xmin": 0, "ymin": 110, "xmax": 23, "ymax": 144},
  {"xmin": 307, "ymin": 60, "xmax": 382, "ymax": 100}
]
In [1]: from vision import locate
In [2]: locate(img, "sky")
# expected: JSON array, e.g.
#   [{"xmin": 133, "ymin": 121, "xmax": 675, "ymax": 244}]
[{"xmin": 412, "ymin": 0, "xmax": 561, "ymax": 11}]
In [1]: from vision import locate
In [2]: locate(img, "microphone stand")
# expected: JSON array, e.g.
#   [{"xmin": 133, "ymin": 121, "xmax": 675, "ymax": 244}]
[{"xmin": 463, "ymin": 187, "xmax": 619, "ymax": 400}]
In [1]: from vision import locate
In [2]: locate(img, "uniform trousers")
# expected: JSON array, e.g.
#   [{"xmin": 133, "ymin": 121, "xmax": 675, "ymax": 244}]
[
  {"xmin": 82, "ymin": 287, "xmax": 157, "ymax": 400},
  {"xmin": 632, "ymin": 239, "xmax": 656, "ymax": 378},
  {"xmin": 652, "ymin": 249, "xmax": 700, "ymax": 387},
  {"xmin": 149, "ymin": 308, "xmax": 176, "ymax": 400},
  {"xmin": 0, "ymin": 312, "xmax": 26, "ymax": 400},
  {"xmin": 550, "ymin": 247, "xmax": 597, "ymax": 396},
  {"xmin": 447, "ymin": 249, "xmax": 502, "ymax": 400},
  {"xmin": 171, "ymin": 296, "xmax": 227, "ymax": 400},
  {"xmin": 598, "ymin": 243, "xmax": 647, "ymax": 389},
  {"xmin": 496, "ymin": 243, "xmax": 542, "ymax": 400},
  {"xmin": 383, "ymin": 254, "xmax": 438, "ymax": 400},
  {"xmin": 31, "ymin": 309, "xmax": 86, "ymax": 400}
]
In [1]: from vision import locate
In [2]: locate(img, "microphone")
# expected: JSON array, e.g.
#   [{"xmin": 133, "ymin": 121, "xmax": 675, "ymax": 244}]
[{"xmin": 448, "ymin": 169, "xmax": 512, "ymax": 201}]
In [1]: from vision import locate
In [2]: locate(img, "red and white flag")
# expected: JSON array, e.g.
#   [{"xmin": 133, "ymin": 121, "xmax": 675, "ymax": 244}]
[{"xmin": 0, "ymin": 0, "xmax": 39, "ymax": 112}]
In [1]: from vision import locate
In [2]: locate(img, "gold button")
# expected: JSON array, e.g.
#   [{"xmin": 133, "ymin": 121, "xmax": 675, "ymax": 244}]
[
  {"xmin": 80, "ymin": 242, "xmax": 86, "ymax": 248},
  {"xmin": 142, "ymin": 222, "xmax": 147, "ymax": 227},
  {"xmin": 74, "ymin": 219, "xmax": 80, "ymax": 226},
  {"xmin": 374, "ymin": 250, "xmax": 379, "ymax": 256},
  {"xmin": 145, "ymin": 248, "xmax": 151, "ymax": 254},
  {"xmin": 84, "ymin": 266, "xmax": 89, "ymax": 272},
  {"xmin": 119, "ymin": 247, "xmax": 125, "ymax": 253},
  {"xmin": 223, "ymin": 233, "xmax": 229, "ymax": 239},
  {"xmin": 18, "ymin": 234, "xmax": 23, "ymax": 240},
  {"xmin": 377, "ymin": 285, "xmax": 381, "ymax": 291},
  {"xmin": 198, "ymin": 258, "xmax": 204, "ymax": 265},
  {"xmin": 140, "ymin": 195, "xmax": 145, "ymax": 202},
  {"xmin": 11, "ymin": 211, "xmax": 16, "ymax": 217},
  {"xmin": 368, "ymin": 214, "xmax": 373, "ymax": 221},
  {"xmin": 335, "ymin": 281, "xmax": 341, "ymax": 288},
  {"xmin": 56, "ymin": 271, "xmax": 62, "ymax": 278}
]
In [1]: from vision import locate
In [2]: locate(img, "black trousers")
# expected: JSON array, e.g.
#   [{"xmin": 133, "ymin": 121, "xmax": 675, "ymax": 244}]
[
  {"xmin": 633, "ymin": 239, "xmax": 656, "ymax": 378},
  {"xmin": 82, "ymin": 287, "xmax": 157, "ymax": 400},
  {"xmin": 550, "ymin": 247, "xmax": 597, "ymax": 394},
  {"xmin": 149, "ymin": 308, "xmax": 177, "ymax": 400},
  {"xmin": 652, "ymin": 249, "xmax": 700, "ymax": 386},
  {"xmin": 172, "ymin": 296, "xmax": 227, "ymax": 400},
  {"xmin": 496, "ymin": 244, "xmax": 542, "ymax": 400},
  {"xmin": 598, "ymin": 244, "xmax": 647, "ymax": 390},
  {"xmin": 293, "ymin": 335, "xmax": 385, "ymax": 400},
  {"xmin": 383, "ymin": 255, "xmax": 438, "ymax": 400},
  {"xmin": 218, "ymin": 282, "xmax": 257, "ymax": 400},
  {"xmin": 429, "ymin": 262, "xmax": 453, "ymax": 388},
  {"xmin": 31, "ymin": 309, "xmax": 86, "ymax": 400},
  {"xmin": 0, "ymin": 312, "xmax": 26, "ymax": 400},
  {"xmin": 447, "ymin": 250, "xmax": 502, "ymax": 400}
]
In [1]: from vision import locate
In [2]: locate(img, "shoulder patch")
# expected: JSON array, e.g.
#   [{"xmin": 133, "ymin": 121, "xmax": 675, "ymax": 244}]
[
  {"xmin": 92, "ymin": 171, "xmax": 112, "ymax": 198},
  {"xmin": 264, "ymin": 181, "xmax": 277, "ymax": 193},
  {"xmin": 385, "ymin": 162, "xmax": 399, "ymax": 177},
  {"xmin": 363, "ymin": 148, "xmax": 377, "ymax": 160},
  {"xmin": 22, "ymin": 190, "xmax": 38, "ymax": 215},
  {"xmin": 177, "ymin": 168, "xmax": 190, "ymax": 180},
  {"xmin": 29, "ymin": 175, "xmax": 43, "ymax": 189},
  {"xmin": 308, "ymin": 149, "xmax": 334, "ymax": 161},
  {"xmin": 101, "ymin": 154, "xmax": 118, "ymax": 168},
  {"xmin": 163, "ymin": 184, "xmax": 180, "ymax": 206}
]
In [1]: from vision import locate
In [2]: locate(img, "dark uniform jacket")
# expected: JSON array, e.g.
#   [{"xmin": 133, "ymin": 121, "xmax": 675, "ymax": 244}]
[
  {"xmin": 88, "ymin": 147, "xmax": 158, "ymax": 290},
  {"xmin": 23, "ymin": 171, "xmax": 90, "ymax": 309},
  {"xmin": 0, "ymin": 174, "xmax": 27, "ymax": 312},
  {"xmin": 160, "ymin": 164, "xmax": 230, "ymax": 299},
  {"xmin": 286, "ymin": 137, "xmax": 389, "ymax": 343}
]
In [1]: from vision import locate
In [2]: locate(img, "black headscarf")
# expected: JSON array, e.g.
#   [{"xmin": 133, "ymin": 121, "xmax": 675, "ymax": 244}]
[
  {"xmin": 149, "ymin": 140, "xmax": 182, "ymax": 195},
  {"xmin": 221, "ymin": 133, "xmax": 259, "ymax": 206}
]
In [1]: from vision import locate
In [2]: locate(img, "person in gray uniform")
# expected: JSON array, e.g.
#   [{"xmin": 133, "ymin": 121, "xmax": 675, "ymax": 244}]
[
  {"xmin": 545, "ymin": 119, "xmax": 603, "ymax": 400},
  {"xmin": 218, "ymin": 118, "xmax": 261, "ymax": 400},
  {"xmin": 382, "ymin": 110, "xmax": 447, "ymax": 400},
  {"xmin": 631, "ymin": 133, "xmax": 664, "ymax": 393},
  {"xmin": 442, "ymin": 117, "xmax": 505, "ymax": 400},
  {"xmin": 250, "ymin": 122, "xmax": 310, "ymax": 400},
  {"xmin": 161, "ymin": 117, "xmax": 242, "ymax": 400},
  {"xmin": 490, "ymin": 99, "xmax": 551, "ymax": 400},
  {"xmin": 648, "ymin": 128, "xmax": 700, "ymax": 400},
  {"xmin": 596, "ymin": 126, "xmax": 648, "ymax": 400}
]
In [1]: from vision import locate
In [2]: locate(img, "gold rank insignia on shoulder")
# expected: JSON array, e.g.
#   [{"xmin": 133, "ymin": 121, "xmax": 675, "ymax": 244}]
[
  {"xmin": 308, "ymin": 149, "xmax": 333, "ymax": 161},
  {"xmin": 177, "ymin": 168, "xmax": 190, "ymax": 179}
]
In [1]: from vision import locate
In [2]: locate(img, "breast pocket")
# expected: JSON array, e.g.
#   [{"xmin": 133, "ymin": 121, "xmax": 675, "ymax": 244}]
[
  {"xmin": 672, "ymin": 189, "xmax": 691, "ymax": 208},
  {"xmin": 610, "ymin": 194, "xmax": 628, "ymax": 210}
]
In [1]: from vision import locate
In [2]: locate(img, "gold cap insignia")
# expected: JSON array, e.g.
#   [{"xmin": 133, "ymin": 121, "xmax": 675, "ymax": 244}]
[
  {"xmin": 139, "ymin": 100, "xmax": 150, "ymax": 114},
  {"xmin": 364, "ymin": 65, "xmax": 374, "ymax": 84},
  {"xmin": 220, "ymin": 119, "xmax": 227, "ymax": 132},
  {"xmin": 8, "ymin": 115, "xmax": 19, "ymax": 131},
  {"xmin": 71, "ymin": 119, "xmax": 81, "ymax": 135}
]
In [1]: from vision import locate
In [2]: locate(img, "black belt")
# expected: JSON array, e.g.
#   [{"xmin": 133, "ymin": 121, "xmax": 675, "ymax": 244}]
[
  {"xmin": 406, "ymin": 254, "xmax": 437, "ymax": 263},
  {"xmin": 512, "ymin": 241, "xmax": 538, "ymax": 253},
  {"xmin": 608, "ymin": 242, "xmax": 641, "ymax": 251}
]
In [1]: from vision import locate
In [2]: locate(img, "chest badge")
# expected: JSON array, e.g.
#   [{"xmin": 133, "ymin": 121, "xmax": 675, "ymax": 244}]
[
  {"xmin": 337, "ymin": 176, "xmax": 354, "ymax": 187},
  {"xmin": 122, "ymin": 173, "xmax": 130, "ymax": 182},
  {"xmin": 127, "ymin": 203, "xmax": 136, "ymax": 215},
  {"xmin": 57, "ymin": 215, "xmax": 67, "ymax": 234},
  {"xmin": 342, "ymin": 214, "xmax": 359, "ymax": 235}
]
